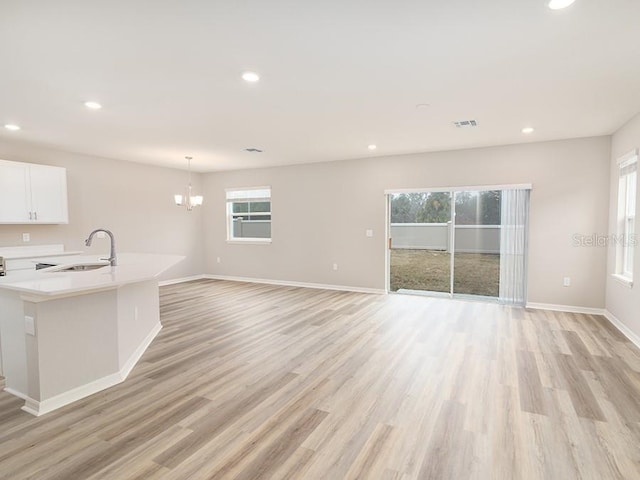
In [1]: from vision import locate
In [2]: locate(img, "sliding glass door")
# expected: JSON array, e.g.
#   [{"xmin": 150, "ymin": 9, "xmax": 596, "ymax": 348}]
[
  {"xmin": 388, "ymin": 186, "xmax": 529, "ymax": 304},
  {"xmin": 389, "ymin": 192, "xmax": 452, "ymax": 294},
  {"xmin": 452, "ymin": 190, "xmax": 501, "ymax": 298}
]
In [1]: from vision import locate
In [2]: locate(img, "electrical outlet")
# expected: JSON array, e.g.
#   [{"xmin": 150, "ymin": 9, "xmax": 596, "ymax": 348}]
[
  {"xmin": 333, "ymin": 263, "xmax": 338, "ymax": 271},
  {"xmin": 22, "ymin": 233, "xmax": 30, "ymax": 242},
  {"xmin": 216, "ymin": 257, "xmax": 221, "ymax": 263},
  {"xmin": 366, "ymin": 229, "xmax": 373, "ymax": 237},
  {"xmin": 25, "ymin": 316, "xmax": 35, "ymax": 336},
  {"xmin": 563, "ymin": 277, "xmax": 571, "ymax": 287}
]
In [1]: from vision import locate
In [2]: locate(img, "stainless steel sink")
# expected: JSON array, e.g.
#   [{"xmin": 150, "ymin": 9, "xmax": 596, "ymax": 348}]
[{"xmin": 46, "ymin": 263, "xmax": 109, "ymax": 272}]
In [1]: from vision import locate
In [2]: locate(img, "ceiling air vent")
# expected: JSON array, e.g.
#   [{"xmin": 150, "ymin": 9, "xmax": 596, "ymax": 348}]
[
  {"xmin": 453, "ymin": 119, "xmax": 478, "ymax": 128},
  {"xmin": 244, "ymin": 148, "xmax": 263, "ymax": 153}
]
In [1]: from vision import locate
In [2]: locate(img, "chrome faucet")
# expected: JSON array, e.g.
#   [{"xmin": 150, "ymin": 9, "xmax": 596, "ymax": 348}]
[{"xmin": 85, "ymin": 229, "xmax": 117, "ymax": 266}]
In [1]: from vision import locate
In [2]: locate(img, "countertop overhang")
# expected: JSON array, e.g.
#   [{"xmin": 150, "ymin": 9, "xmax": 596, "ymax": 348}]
[{"xmin": 0, "ymin": 253, "xmax": 185, "ymax": 297}]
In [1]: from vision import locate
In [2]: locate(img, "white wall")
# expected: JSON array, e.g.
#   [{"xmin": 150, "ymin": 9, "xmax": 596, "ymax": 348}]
[
  {"xmin": 0, "ymin": 135, "xmax": 612, "ymax": 309},
  {"xmin": 203, "ymin": 136, "xmax": 611, "ymax": 308},
  {"xmin": 606, "ymin": 112, "xmax": 640, "ymax": 341},
  {"xmin": 0, "ymin": 139, "xmax": 204, "ymax": 280}
]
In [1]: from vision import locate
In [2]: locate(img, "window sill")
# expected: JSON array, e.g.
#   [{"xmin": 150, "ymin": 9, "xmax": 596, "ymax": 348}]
[
  {"xmin": 611, "ymin": 273, "xmax": 633, "ymax": 288},
  {"xmin": 226, "ymin": 239, "xmax": 272, "ymax": 245}
]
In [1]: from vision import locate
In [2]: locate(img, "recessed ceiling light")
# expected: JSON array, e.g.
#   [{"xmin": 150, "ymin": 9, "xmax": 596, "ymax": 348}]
[
  {"xmin": 522, "ymin": 127, "xmax": 535, "ymax": 134},
  {"xmin": 548, "ymin": 0, "xmax": 576, "ymax": 10},
  {"xmin": 4, "ymin": 124, "xmax": 20, "ymax": 131},
  {"xmin": 84, "ymin": 101, "xmax": 102, "ymax": 110},
  {"xmin": 368, "ymin": 144, "xmax": 377, "ymax": 150},
  {"xmin": 242, "ymin": 72, "xmax": 260, "ymax": 83}
]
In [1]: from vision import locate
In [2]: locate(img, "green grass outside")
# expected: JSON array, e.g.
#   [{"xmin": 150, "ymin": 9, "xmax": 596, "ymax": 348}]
[{"xmin": 390, "ymin": 249, "xmax": 500, "ymax": 297}]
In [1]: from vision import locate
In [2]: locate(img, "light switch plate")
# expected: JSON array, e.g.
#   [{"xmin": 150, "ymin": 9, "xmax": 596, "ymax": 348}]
[
  {"xmin": 25, "ymin": 316, "xmax": 35, "ymax": 336},
  {"xmin": 366, "ymin": 229, "xmax": 373, "ymax": 237}
]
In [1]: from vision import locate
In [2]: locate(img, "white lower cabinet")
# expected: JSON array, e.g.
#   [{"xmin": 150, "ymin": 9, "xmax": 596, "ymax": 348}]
[{"xmin": 0, "ymin": 159, "xmax": 68, "ymax": 224}]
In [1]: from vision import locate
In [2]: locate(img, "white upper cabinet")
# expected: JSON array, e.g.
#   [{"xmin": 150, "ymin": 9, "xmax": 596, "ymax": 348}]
[
  {"xmin": 0, "ymin": 159, "xmax": 69, "ymax": 224},
  {"xmin": 28, "ymin": 164, "xmax": 69, "ymax": 223},
  {"xmin": 0, "ymin": 161, "xmax": 30, "ymax": 223}
]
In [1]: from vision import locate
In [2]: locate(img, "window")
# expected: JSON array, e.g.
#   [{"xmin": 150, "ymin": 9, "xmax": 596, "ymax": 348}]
[
  {"xmin": 615, "ymin": 150, "xmax": 638, "ymax": 285},
  {"xmin": 226, "ymin": 187, "xmax": 271, "ymax": 242}
]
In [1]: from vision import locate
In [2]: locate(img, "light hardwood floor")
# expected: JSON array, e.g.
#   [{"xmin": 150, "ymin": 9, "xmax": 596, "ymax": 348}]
[{"xmin": 1, "ymin": 279, "xmax": 639, "ymax": 479}]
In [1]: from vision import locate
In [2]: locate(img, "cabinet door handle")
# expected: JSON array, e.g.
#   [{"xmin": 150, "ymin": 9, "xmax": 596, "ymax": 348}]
[
  {"xmin": 34, "ymin": 211, "xmax": 38, "ymax": 220},
  {"xmin": 29, "ymin": 211, "xmax": 32, "ymax": 220}
]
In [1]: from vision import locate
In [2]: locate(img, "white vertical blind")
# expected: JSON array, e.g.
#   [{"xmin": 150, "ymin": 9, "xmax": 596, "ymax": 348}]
[{"xmin": 499, "ymin": 189, "xmax": 530, "ymax": 305}]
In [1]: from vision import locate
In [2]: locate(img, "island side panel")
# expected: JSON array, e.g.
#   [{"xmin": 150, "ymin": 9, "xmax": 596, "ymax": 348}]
[
  {"xmin": 116, "ymin": 280, "xmax": 161, "ymax": 372},
  {"xmin": 30, "ymin": 289, "xmax": 119, "ymax": 401},
  {"xmin": 0, "ymin": 290, "xmax": 28, "ymax": 397}
]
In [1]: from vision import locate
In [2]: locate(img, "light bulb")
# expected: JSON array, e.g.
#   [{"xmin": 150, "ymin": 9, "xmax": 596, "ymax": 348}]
[{"xmin": 548, "ymin": 0, "xmax": 576, "ymax": 10}]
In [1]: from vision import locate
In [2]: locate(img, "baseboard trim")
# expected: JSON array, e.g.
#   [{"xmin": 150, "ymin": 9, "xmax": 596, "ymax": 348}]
[
  {"xmin": 525, "ymin": 302, "xmax": 605, "ymax": 315},
  {"xmin": 120, "ymin": 322, "xmax": 162, "ymax": 378},
  {"xmin": 22, "ymin": 370, "xmax": 124, "ymax": 416},
  {"xmin": 4, "ymin": 387, "xmax": 28, "ymax": 401},
  {"xmin": 18, "ymin": 323, "xmax": 162, "ymax": 417},
  {"xmin": 203, "ymin": 274, "xmax": 386, "ymax": 295},
  {"xmin": 159, "ymin": 274, "xmax": 206, "ymax": 286},
  {"xmin": 21, "ymin": 397, "xmax": 43, "ymax": 416},
  {"xmin": 603, "ymin": 310, "xmax": 640, "ymax": 350}
]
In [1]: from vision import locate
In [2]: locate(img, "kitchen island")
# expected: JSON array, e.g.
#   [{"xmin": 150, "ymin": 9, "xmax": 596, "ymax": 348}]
[{"xmin": 0, "ymin": 253, "xmax": 184, "ymax": 415}]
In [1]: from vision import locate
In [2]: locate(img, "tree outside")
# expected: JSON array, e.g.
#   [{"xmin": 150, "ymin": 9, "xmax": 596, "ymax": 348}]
[
  {"xmin": 390, "ymin": 191, "xmax": 501, "ymax": 225},
  {"xmin": 454, "ymin": 190, "xmax": 501, "ymax": 225},
  {"xmin": 417, "ymin": 192, "xmax": 451, "ymax": 223}
]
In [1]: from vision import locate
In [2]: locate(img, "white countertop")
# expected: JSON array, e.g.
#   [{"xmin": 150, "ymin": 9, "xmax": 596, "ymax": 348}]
[{"xmin": 0, "ymin": 253, "xmax": 185, "ymax": 297}]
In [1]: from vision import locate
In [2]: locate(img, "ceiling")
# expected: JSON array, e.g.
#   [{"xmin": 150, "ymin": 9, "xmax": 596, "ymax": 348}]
[{"xmin": 1, "ymin": 0, "xmax": 639, "ymax": 172}]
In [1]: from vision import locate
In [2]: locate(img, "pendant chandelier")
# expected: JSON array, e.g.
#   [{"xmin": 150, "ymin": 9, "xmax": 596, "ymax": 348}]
[{"xmin": 174, "ymin": 156, "xmax": 203, "ymax": 211}]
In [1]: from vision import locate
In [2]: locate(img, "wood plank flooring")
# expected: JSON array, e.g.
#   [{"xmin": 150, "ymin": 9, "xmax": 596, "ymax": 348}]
[{"xmin": 1, "ymin": 279, "xmax": 640, "ymax": 479}]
